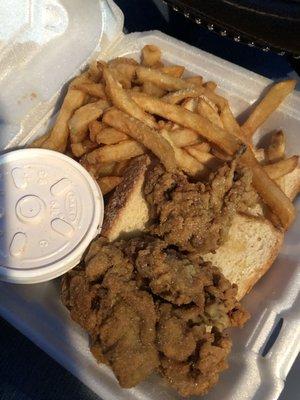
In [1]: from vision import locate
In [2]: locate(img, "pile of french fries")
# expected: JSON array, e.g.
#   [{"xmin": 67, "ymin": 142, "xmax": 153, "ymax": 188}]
[{"xmin": 32, "ymin": 44, "xmax": 298, "ymax": 230}]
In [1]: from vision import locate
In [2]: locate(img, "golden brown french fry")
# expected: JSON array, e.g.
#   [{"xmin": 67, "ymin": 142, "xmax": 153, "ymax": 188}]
[
  {"xmin": 266, "ymin": 130, "xmax": 285, "ymax": 162},
  {"xmin": 204, "ymin": 81, "xmax": 217, "ymax": 91},
  {"xmin": 253, "ymin": 148, "xmax": 266, "ymax": 163},
  {"xmin": 42, "ymin": 88, "xmax": 86, "ymax": 152},
  {"xmin": 73, "ymin": 83, "xmax": 106, "ymax": 98},
  {"xmin": 195, "ymin": 142, "xmax": 211, "ymax": 153},
  {"xmin": 96, "ymin": 61, "xmax": 107, "ymax": 80},
  {"xmin": 185, "ymin": 145, "xmax": 220, "ymax": 170},
  {"xmin": 241, "ymin": 149, "xmax": 295, "ymax": 229},
  {"xmin": 88, "ymin": 60, "xmax": 102, "ymax": 82},
  {"xmin": 111, "ymin": 63, "xmax": 136, "ymax": 89},
  {"xmin": 141, "ymin": 44, "xmax": 161, "ymax": 67},
  {"xmin": 167, "ymin": 128, "xmax": 201, "ymax": 147},
  {"xmin": 130, "ymin": 91, "xmax": 240, "ymax": 155},
  {"xmin": 160, "ymin": 87, "xmax": 226, "ymax": 112},
  {"xmin": 69, "ymin": 99, "xmax": 110, "ymax": 144},
  {"xmin": 142, "ymin": 81, "xmax": 166, "ymax": 97},
  {"xmin": 71, "ymin": 140, "xmax": 98, "ymax": 158},
  {"xmin": 79, "ymin": 156, "xmax": 99, "ymax": 177},
  {"xmin": 182, "ymin": 98, "xmax": 198, "ymax": 112},
  {"xmin": 136, "ymin": 66, "xmax": 227, "ymax": 109},
  {"xmin": 161, "ymin": 130, "xmax": 206, "ymax": 176},
  {"xmin": 108, "ymin": 57, "xmax": 138, "ymax": 67},
  {"xmin": 97, "ymin": 176, "xmax": 123, "ymax": 195},
  {"xmin": 157, "ymin": 120, "xmax": 174, "ymax": 131},
  {"xmin": 175, "ymin": 148, "xmax": 206, "ymax": 176},
  {"xmin": 89, "ymin": 120, "xmax": 104, "ymax": 142},
  {"xmin": 159, "ymin": 65, "xmax": 185, "ymax": 78},
  {"xmin": 162, "ymin": 88, "xmax": 203, "ymax": 105},
  {"xmin": 30, "ymin": 132, "xmax": 50, "ymax": 148},
  {"xmin": 220, "ymin": 104, "xmax": 246, "ymax": 141},
  {"xmin": 137, "ymin": 66, "xmax": 190, "ymax": 91},
  {"xmin": 151, "ymin": 61, "xmax": 165, "ymax": 69},
  {"xmin": 95, "ymin": 127, "xmax": 129, "ymax": 145},
  {"xmin": 113, "ymin": 160, "xmax": 129, "ymax": 176},
  {"xmin": 80, "ymin": 156, "xmax": 116, "ymax": 178},
  {"xmin": 185, "ymin": 76, "xmax": 203, "ymax": 87},
  {"xmin": 198, "ymin": 99, "xmax": 223, "ymax": 128},
  {"xmin": 87, "ymin": 140, "xmax": 145, "ymax": 164},
  {"xmin": 103, "ymin": 67, "xmax": 157, "ymax": 129},
  {"xmin": 103, "ymin": 108, "xmax": 176, "ymax": 171},
  {"xmin": 69, "ymin": 72, "xmax": 92, "ymax": 88},
  {"xmin": 242, "ymin": 80, "xmax": 296, "ymax": 139},
  {"xmin": 97, "ymin": 162, "xmax": 117, "ymax": 177},
  {"xmin": 263, "ymin": 156, "xmax": 298, "ymax": 179},
  {"xmin": 220, "ymin": 103, "xmax": 295, "ymax": 228}
]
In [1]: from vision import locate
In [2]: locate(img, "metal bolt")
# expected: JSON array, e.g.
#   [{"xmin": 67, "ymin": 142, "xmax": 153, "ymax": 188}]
[
  {"xmin": 184, "ymin": 12, "xmax": 190, "ymax": 18},
  {"xmin": 234, "ymin": 35, "xmax": 241, "ymax": 42},
  {"xmin": 208, "ymin": 24, "xmax": 214, "ymax": 31},
  {"xmin": 195, "ymin": 18, "xmax": 202, "ymax": 24},
  {"xmin": 248, "ymin": 42, "xmax": 255, "ymax": 47},
  {"xmin": 262, "ymin": 46, "xmax": 270, "ymax": 52},
  {"xmin": 173, "ymin": 6, "xmax": 179, "ymax": 12},
  {"xmin": 220, "ymin": 30, "xmax": 227, "ymax": 36}
]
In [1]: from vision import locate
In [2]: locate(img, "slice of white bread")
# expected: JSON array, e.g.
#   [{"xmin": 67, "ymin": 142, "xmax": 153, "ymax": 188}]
[
  {"xmin": 102, "ymin": 155, "xmax": 151, "ymax": 241},
  {"xmin": 102, "ymin": 156, "xmax": 300, "ymax": 299},
  {"xmin": 203, "ymin": 167, "xmax": 300, "ymax": 299}
]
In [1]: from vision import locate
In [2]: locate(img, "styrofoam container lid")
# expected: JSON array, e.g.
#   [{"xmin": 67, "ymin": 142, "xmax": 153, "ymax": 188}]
[{"xmin": 0, "ymin": 148, "xmax": 104, "ymax": 284}]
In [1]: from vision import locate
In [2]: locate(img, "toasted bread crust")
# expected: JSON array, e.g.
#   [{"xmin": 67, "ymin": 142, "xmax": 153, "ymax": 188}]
[
  {"xmin": 102, "ymin": 155, "xmax": 151, "ymax": 241},
  {"xmin": 101, "ymin": 160, "xmax": 300, "ymax": 298}
]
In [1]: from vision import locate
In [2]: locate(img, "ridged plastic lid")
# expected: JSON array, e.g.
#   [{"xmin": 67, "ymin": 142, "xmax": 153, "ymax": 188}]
[{"xmin": 0, "ymin": 149, "xmax": 104, "ymax": 283}]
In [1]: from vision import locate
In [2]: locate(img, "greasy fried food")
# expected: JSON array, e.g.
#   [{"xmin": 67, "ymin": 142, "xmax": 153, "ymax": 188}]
[
  {"xmin": 95, "ymin": 127, "xmax": 129, "ymax": 145},
  {"xmin": 130, "ymin": 91, "xmax": 240, "ymax": 154},
  {"xmin": 263, "ymin": 156, "xmax": 299, "ymax": 179},
  {"xmin": 103, "ymin": 67, "xmax": 157, "ymax": 128},
  {"xmin": 161, "ymin": 130, "xmax": 206, "ymax": 176},
  {"xmin": 142, "ymin": 81, "xmax": 166, "ymax": 97},
  {"xmin": 30, "ymin": 132, "xmax": 50, "ymax": 148},
  {"xmin": 185, "ymin": 144, "xmax": 221, "ymax": 170},
  {"xmin": 73, "ymin": 82, "xmax": 106, "ymax": 98},
  {"xmin": 185, "ymin": 75, "xmax": 203, "ymax": 87},
  {"xmin": 220, "ymin": 104, "xmax": 296, "ymax": 228},
  {"xmin": 159, "ymin": 65, "xmax": 185, "ymax": 78},
  {"xmin": 265, "ymin": 130, "xmax": 285, "ymax": 162},
  {"xmin": 144, "ymin": 161, "xmax": 257, "ymax": 253},
  {"xmin": 87, "ymin": 140, "xmax": 145, "ymax": 164},
  {"xmin": 242, "ymin": 80, "xmax": 296, "ymax": 139},
  {"xmin": 168, "ymin": 128, "xmax": 201, "ymax": 147},
  {"xmin": 42, "ymin": 88, "xmax": 86, "ymax": 152},
  {"xmin": 198, "ymin": 98, "xmax": 223, "ymax": 128},
  {"xmin": 141, "ymin": 44, "xmax": 162, "ymax": 67},
  {"xmin": 62, "ymin": 236, "xmax": 249, "ymax": 396},
  {"xmin": 241, "ymin": 149, "xmax": 296, "ymax": 229},
  {"xmin": 103, "ymin": 108, "xmax": 176, "ymax": 171},
  {"xmin": 69, "ymin": 99, "xmax": 110, "ymax": 143},
  {"xmin": 71, "ymin": 140, "xmax": 98, "ymax": 158}
]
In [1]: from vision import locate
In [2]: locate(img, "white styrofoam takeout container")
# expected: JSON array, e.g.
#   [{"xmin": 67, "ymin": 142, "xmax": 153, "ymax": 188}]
[{"xmin": 0, "ymin": 0, "xmax": 299, "ymax": 399}]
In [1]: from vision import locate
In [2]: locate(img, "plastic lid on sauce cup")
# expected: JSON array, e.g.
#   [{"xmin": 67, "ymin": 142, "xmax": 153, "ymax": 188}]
[{"xmin": 0, "ymin": 148, "xmax": 104, "ymax": 284}]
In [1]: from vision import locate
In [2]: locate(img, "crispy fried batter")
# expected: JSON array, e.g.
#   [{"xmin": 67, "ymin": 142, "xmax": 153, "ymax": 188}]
[
  {"xmin": 144, "ymin": 160, "xmax": 257, "ymax": 253},
  {"xmin": 160, "ymin": 329, "xmax": 232, "ymax": 397},
  {"xmin": 62, "ymin": 238, "xmax": 159, "ymax": 388},
  {"xmin": 62, "ymin": 237, "xmax": 249, "ymax": 396}
]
